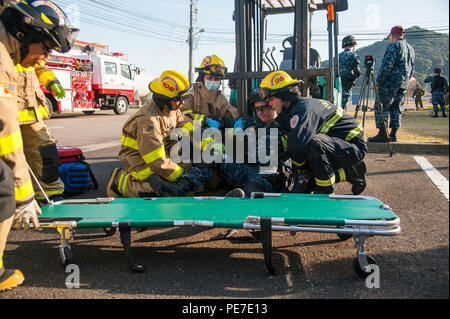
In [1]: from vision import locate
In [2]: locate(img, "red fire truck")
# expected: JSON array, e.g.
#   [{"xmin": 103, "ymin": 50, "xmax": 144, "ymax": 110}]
[{"xmin": 42, "ymin": 47, "xmax": 135, "ymax": 116}]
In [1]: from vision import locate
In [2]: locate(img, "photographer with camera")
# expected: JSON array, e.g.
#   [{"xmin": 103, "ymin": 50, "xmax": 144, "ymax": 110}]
[
  {"xmin": 339, "ymin": 35, "xmax": 361, "ymax": 109},
  {"xmin": 368, "ymin": 25, "xmax": 415, "ymax": 143}
]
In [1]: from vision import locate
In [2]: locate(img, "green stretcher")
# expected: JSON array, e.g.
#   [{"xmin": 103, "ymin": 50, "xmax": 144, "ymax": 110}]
[{"xmin": 39, "ymin": 193, "xmax": 400, "ymax": 277}]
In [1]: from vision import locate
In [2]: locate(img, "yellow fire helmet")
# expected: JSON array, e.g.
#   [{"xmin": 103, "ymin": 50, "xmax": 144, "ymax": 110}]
[
  {"xmin": 259, "ymin": 70, "xmax": 301, "ymax": 100},
  {"xmin": 195, "ymin": 54, "xmax": 227, "ymax": 78},
  {"xmin": 149, "ymin": 70, "xmax": 193, "ymax": 101}
]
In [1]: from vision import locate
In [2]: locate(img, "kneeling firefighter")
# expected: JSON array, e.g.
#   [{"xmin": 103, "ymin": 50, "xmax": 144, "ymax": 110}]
[
  {"xmin": 259, "ymin": 71, "xmax": 368, "ymax": 195},
  {"xmin": 107, "ymin": 70, "xmax": 213, "ymax": 198}
]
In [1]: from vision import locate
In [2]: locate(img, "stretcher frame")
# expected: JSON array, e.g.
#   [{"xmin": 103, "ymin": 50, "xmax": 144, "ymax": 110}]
[{"xmin": 38, "ymin": 193, "xmax": 401, "ymax": 278}]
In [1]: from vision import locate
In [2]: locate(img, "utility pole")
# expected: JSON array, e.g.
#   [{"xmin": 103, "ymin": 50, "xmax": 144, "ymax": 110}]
[{"xmin": 188, "ymin": 0, "xmax": 194, "ymax": 83}]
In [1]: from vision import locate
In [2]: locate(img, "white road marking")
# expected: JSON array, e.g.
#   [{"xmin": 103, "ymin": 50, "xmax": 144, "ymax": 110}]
[
  {"xmin": 80, "ymin": 141, "xmax": 121, "ymax": 153},
  {"xmin": 413, "ymin": 156, "xmax": 449, "ymax": 201}
]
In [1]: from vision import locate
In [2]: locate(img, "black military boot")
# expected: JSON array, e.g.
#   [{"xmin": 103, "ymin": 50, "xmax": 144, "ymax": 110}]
[
  {"xmin": 147, "ymin": 175, "xmax": 191, "ymax": 197},
  {"xmin": 367, "ymin": 129, "xmax": 389, "ymax": 143},
  {"xmin": 442, "ymin": 111, "xmax": 447, "ymax": 117},
  {"xmin": 345, "ymin": 161, "xmax": 367, "ymax": 195},
  {"xmin": 224, "ymin": 188, "xmax": 245, "ymax": 198},
  {"xmin": 431, "ymin": 111, "xmax": 439, "ymax": 118},
  {"xmin": 389, "ymin": 128, "xmax": 398, "ymax": 142}
]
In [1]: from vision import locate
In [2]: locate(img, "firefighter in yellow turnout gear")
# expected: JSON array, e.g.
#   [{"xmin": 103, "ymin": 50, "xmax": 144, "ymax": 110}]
[
  {"xmin": 0, "ymin": 0, "xmax": 78, "ymax": 292},
  {"xmin": 107, "ymin": 70, "xmax": 213, "ymax": 198},
  {"xmin": 182, "ymin": 55, "xmax": 240, "ymax": 120},
  {"xmin": 15, "ymin": 60, "xmax": 65, "ymax": 202}
]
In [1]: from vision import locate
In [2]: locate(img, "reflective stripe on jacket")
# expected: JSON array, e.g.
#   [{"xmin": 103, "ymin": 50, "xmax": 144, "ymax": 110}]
[{"xmin": 119, "ymin": 101, "xmax": 197, "ymax": 182}]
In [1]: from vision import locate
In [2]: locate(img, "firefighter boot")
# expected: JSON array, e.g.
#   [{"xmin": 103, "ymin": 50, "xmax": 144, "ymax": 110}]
[
  {"xmin": 389, "ymin": 128, "xmax": 398, "ymax": 142},
  {"xmin": 147, "ymin": 174, "xmax": 191, "ymax": 197},
  {"xmin": 442, "ymin": 109, "xmax": 447, "ymax": 117},
  {"xmin": 224, "ymin": 188, "xmax": 245, "ymax": 198},
  {"xmin": 431, "ymin": 111, "xmax": 439, "ymax": 118},
  {"xmin": 0, "ymin": 267, "xmax": 25, "ymax": 292},
  {"xmin": 106, "ymin": 168, "xmax": 123, "ymax": 198},
  {"xmin": 367, "ymin": 129, "xmax": 389, "ymax": 143},
  {"xmin": 345, "ymin": 160, "xmax": 367, "ymax": 195}
]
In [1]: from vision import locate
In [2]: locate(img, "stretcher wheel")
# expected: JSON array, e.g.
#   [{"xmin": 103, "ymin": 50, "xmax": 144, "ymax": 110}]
[
  {"xmin": 353, "ymin": 255, "xmax": 377, "ymax": 278},
  {"xmin": 103, "ymin": 227, "xmax": 117, "ymax": 236},
  {"xmin": 61, "ymin": 246, "xmax": 74, "ymax": 267}
]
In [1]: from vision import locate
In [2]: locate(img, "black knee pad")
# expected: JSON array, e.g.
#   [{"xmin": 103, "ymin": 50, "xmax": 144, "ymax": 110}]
[{"xmin": 39, "ymin": 143, "xmax": 60, "ymax": 183}]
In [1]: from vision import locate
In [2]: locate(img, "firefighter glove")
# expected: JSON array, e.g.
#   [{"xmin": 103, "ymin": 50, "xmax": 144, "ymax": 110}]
[
  {"xmin": 13, "ymin": 200, "xmax": 42, "ymax": 232},
  {"xmin": 233, "ymin": 118, "xmax": 245, "ymax": 131},
  {"xmin": 50, "ymin": 83, "xmax": 66, "ymax": 99},
  {"xmin": 207, "ymin": 118, "xmax": 221, "ymax": 129}
]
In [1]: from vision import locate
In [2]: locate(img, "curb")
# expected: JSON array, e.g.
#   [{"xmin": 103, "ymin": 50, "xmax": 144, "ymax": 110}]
[{"xmin": 367, "ymin": 142, "xmax": 449, "ymax": 155}]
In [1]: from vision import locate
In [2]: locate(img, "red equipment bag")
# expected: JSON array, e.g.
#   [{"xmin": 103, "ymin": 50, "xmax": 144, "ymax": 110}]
[{"xmin": 57, "ymin": 146, "xmax": 85, "ymax": 164}]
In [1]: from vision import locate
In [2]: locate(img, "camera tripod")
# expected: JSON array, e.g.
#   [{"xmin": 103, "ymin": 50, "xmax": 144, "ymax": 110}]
[{"xmin": 354, "ymin": 58, "xmax": 393, "ymax": 157}]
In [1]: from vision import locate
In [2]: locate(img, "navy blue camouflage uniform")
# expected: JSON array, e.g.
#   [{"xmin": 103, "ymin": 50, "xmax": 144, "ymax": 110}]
[
  {"xmin": 277, "ymin": 98, "xmax": 367, "ymax": 194},
  {"xmin": 424, "ymin": 74, "xmax": 449, "ymax": 116},
  {"xmin": 215, "ymin": 117, "xmax": 289, "ymax": 194},
  {"xmin": 376, "ymin": 38, "xmax": 415, "ymax": 129},
  {"xmin": 339, "ymin": 48, "xmax": 361, "ymax": 108}
]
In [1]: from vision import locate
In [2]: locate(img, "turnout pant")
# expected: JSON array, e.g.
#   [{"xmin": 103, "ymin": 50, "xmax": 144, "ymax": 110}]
[
  {"xmin": 305, "ymin": 134, "xmax": 367, "ymax": 194},
  {"xmin": 111, "ymin": 165, "xmax": 212, "ymax": 198},
  {"xmin": 20, "ymin": 121, "xmax": 65, "ymax": 199},
  {"xmin": 0, "ymin": 159, "xmax": 16, "ymax": 271}
]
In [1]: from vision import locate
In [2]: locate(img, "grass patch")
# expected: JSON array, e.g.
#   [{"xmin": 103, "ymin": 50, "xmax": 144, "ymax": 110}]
[{"xmin": 355, "ymin": 109, "xmax": 449, "ymax": 144}]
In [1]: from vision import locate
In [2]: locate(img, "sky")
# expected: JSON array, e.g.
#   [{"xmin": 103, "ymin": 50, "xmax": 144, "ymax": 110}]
[{"xmin": 52, "ymin": 0, "xmax": 449, "ymax": 84}]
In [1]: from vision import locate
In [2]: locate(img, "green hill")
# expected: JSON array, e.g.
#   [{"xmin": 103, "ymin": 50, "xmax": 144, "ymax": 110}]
[{"xmin": 325, "ymin": 26, "xmax": 449, "ymax": 92}]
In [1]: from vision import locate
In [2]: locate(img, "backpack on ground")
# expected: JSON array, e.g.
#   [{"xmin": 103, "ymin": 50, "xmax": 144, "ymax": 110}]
[{"xmin": 57, "ymin": 146, "xmax": 98, "ymax": 195}]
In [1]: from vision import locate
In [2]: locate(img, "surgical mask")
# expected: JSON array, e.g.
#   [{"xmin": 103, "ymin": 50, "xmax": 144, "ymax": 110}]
[{"xmin": 204, "ymin": 79, "xmax": 221, "ymax": 91}]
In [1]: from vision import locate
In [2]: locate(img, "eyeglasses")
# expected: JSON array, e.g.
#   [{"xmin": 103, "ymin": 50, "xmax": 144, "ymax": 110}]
[{"xmin": 255, "ymin": 104, "xmax": 272, "ymax": 113}]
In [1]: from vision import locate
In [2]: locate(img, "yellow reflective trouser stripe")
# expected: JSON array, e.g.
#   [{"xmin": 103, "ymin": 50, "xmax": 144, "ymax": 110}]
[
  {"xmin": 292, "ymin": 160, "xmax": 306, "ymax": 168},
  {"xmin": 319, "ymin": 107, "xmax": 343, "ymax": 134},
  {"xmin": 315, "ymin": 175, "xmax": 336, "ymax": 187},
  {"xmin": 165, "ymin": 164, "xmax": 183, "ymax": 182},
  {"xmin": 337, "ymin": 168, "xmax": 346, "ymax": 182},
  {"xmin": 18, "ymin": 106, "xmax": 50, "ymax": 123},
  {"xmin": 281, "ymin": 135, "xmax": 288, "ymax": 150},
  {"xmin": 130, "ymin": 167, "xmax": 154, "ymax": 181},
  {"xmin": 142, "ymin": 145, "xmax": 166, "ymax": 164},
  {"xmin": 0, "ymin": 128, "xmax": 23, "ymax": 157},
  {"xmin": 345, "ymin": 124, "xmax": 363, "ymax": 141},
  {"xmin": 182, "ymin": 109, "xmax": 193, "ymax": 114},
  {"xmin": 15, "ymin": 179, "xmax": 34, "ymax": 202},
  {"xmin": 118, "ymin": 171, "xmax": 128, "ymax": 197},
  {"xmin": 121, "ymin": 135, "xmax": 139, "ymax": 150},
  {"xmin": 0, "ymin": 253, "xmax": 3, "ymax": 269},
  {"xmin": 35, "ymin": 189, "xmax": 64, "ymax": 200}
]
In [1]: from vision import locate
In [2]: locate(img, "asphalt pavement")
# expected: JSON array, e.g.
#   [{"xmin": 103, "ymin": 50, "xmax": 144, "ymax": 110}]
[{"xmin": 1, "ymin": 109, "xmax": 448, "ymax": 300}]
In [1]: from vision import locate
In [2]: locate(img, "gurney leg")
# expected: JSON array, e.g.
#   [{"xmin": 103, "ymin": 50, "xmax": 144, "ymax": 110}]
[
  {"xmin": 353, "ymin": 235, "xmax": 377, "ymax": 278},
  {"xmin": 261, "ymin": 217, "xmax": 276, "ymax": 275},
  {"xmin": 118, "ymin": 222, "xmax": 146, "ymax": 273},
  {"xmin": 56, "ymin": 223, "xmax": 75, "ymax": 266}
]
